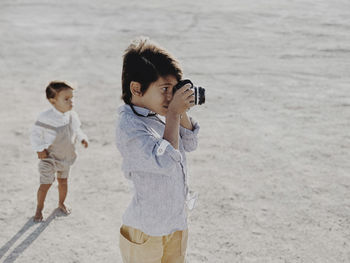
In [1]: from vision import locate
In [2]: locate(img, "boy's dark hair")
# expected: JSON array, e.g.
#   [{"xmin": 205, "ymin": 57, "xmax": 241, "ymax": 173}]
[
  {"xmin": 121, "ymin": 37, "xmax": 183, "ymax": 105},
  {"xmin": 46, "ymin": 81, "xmax": 73, "ymax": 100}
]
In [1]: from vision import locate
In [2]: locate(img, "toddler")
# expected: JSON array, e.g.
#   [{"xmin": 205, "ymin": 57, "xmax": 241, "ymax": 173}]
[{"xmin": 30, "ymin": 81, "xmax": 88, "ymax": 222}]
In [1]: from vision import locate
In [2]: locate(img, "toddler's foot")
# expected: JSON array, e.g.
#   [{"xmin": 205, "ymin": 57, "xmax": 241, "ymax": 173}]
[
  {"xmin": 58, "ymin": 203, "xmax": 71, "ymax": 215},
  {"xmin": 34, "ymin": 210, "xmax": 43, "ymax": 222}
]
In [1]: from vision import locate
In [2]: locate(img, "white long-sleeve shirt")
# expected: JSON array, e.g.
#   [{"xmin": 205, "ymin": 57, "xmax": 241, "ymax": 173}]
[{"xmin": 30, "ymin": 107, "xmax": 88, "ymax": 152}]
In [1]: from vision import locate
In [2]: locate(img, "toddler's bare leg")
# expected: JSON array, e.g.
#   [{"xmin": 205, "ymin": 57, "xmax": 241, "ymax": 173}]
[
  {"xmin": 34, "ymin": 184, "xmax": 52, "ymax": 222},
  {"xmin": 57, "ymin": 178, "xmax": 71, "ymax": 214}
]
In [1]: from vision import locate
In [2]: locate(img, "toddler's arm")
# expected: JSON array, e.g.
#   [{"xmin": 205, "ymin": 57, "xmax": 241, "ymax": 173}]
[
  {"xmin": 71, "ymin": 111, "xmax": 89, "ymax": 147},
  {"xmin": 30, "ymin": 124, "xmax": 51, "ymax": 156}
]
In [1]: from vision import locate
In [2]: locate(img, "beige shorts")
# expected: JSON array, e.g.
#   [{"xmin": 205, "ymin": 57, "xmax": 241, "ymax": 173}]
[
  {"xmin": 38, "ymin": 158, "xmax": 70, "ymax": 184},
  {"xmin": 119, "ymin": 225, "xmax": 188, "ymax": 263}
]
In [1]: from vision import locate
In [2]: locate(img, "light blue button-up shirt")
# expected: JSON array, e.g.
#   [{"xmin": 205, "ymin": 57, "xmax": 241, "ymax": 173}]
[{"xmin": 116, "ymin": 104, "xmax": 199, "ymax": 236}]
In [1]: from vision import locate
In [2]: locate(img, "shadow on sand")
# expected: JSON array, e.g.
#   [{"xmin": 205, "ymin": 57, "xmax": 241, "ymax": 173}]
[{"xmin": 0, "ymin": 208, "xmax": 65, "ymax": 263}]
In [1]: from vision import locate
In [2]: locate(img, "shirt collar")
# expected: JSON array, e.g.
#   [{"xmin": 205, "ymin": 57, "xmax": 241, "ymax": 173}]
[
  {"xmin": 51, "ymin": 106, "xmax": 70, "ymax": 117},
  {"xmin": 120, "ymin": 104, "xmax": 155, "ymax": 117}
]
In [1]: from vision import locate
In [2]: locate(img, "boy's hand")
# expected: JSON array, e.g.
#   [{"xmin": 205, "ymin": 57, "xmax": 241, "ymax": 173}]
[
  {"xmin": 37, "ymin": 149, "xmax": 48, "ymax": 159},
  {"xmin": 168, "ymin": 84, "xmax": 195, "ymax": 115},
  {"xmin": 81, "ymin": 139, "xmax": 88, "ymax": 148}
]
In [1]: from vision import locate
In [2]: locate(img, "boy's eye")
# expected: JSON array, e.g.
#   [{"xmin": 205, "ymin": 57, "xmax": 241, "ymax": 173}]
[{"xmin": 162, "ymin": 87, "xmax": 168, "ymax": 92}]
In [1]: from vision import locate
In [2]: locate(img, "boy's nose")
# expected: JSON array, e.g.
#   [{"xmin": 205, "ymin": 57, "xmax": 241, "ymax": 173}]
[{"xmin": 166, "ymin": 92, "xmax": 173, "ymax": 101}]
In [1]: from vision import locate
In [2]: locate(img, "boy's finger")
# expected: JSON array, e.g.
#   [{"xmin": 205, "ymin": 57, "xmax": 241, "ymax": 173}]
[
  {"xmin": 185, "ymin": 90, "xmax": 194, "ymax": 98},
  {"xmin": 178, "ymin": 84, "xmax": 192, "ymax": 93}
]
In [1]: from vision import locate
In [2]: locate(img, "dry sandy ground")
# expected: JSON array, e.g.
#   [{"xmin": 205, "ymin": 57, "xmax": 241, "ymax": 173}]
[{"xmin": 1, "ymin": 0, "xmax": 350, "ymax": 262}]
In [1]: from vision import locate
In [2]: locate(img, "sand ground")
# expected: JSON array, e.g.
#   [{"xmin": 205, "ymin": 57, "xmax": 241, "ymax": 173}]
[{"xmin": 1, "ymin": 0, "xmax": 350, "ymax": 262}]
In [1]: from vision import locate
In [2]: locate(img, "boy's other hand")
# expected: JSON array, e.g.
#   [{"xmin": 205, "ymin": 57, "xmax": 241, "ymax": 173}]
[
  {"xmin": 168, "ymin": 84, "xmax": 195, "ymax": 115},
  {"xmin": 81, "ymin": 140, "xmax": 88, "ymax": 148},
  {"xmin": 37, "ymin": 149, "xmax": 48, "ymax": 159}
]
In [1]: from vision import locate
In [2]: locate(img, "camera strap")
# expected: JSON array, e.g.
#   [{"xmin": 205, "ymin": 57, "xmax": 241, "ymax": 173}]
[{"xmin": 130, "ymin": 103, "xmax": 156, "ymax": 117}]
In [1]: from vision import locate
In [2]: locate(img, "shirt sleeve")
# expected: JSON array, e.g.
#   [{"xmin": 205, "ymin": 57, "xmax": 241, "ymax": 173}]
[
  {"xmin": 116, "ymin": 113, "xmax": 182, "ymax": 176},
  {"xmin": 30, "ymin": 125, "xmax": 52, "ymax": 152},
  {"xmin": 71, "ymin": 111, "xmax": 88, "ymax": 143},
  {"xmin": 179, "ymin": 116, "xmax": 200, "ymax": 152}
]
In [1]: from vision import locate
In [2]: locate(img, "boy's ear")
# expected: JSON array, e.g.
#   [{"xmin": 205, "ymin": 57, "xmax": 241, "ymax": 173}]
[{"xmin": 130, "ymin": 81, "xmax": 143, "ymax": 97}]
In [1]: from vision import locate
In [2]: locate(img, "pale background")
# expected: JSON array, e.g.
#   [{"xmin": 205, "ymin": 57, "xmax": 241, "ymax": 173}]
[{"xmin": 0, "ymin": 0, "xmax": 349, "ymax": 262}]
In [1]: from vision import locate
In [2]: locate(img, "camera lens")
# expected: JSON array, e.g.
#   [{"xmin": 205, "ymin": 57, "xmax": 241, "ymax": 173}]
[{"xmin": 197, "ymin": 87, "xmax": 205, "ymax": 105}]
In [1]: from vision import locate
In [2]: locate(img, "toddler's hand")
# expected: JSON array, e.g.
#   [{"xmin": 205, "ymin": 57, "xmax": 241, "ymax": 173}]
[
  {"xmin": 81, "ymin": 139, "xmax": 88, "ymax": 148},
  {"xmin": 37, "ymin": 149, "xmax": 48, "ymax": 159}
]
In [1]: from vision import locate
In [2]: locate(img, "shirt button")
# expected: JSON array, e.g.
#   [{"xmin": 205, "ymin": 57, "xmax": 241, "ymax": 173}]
[{"xmin": 157, "ymin": 148, "xmax": 164, "ymax": 155}]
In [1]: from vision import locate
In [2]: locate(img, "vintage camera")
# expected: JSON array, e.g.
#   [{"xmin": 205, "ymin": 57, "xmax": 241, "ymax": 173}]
[{"xmin": 172, "ymin": 79, "xmax": 205, "ymax": 105}]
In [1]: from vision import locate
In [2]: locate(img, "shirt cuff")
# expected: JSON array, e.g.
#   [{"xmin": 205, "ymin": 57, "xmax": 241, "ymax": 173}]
[
  {"xmin": 76, "ymin": 132, "xmax": 88, "ymax": 143},
  {"xmin": 32, "ymin": 143, "xmax": 51, "ymax": 152},
  {"xmin": 180, "ymin": 118, "xmax": 200, "ymax": 138},
  {"xmin": 157, "ymin": 139, "xmax": 182, "ymax": 162}
]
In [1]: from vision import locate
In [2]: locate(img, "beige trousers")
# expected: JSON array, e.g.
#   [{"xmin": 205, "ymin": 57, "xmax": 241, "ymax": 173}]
[{"xmin": 119, "ymin": 225, "xmax": 188, "ymax": 263}]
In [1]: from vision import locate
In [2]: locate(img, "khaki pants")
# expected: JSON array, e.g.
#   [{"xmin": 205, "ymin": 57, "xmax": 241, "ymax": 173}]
[
  {"xmin": 38, "ymin": 158, "xmax": 71, "ymax": 184},
  {"xmin": 119, "ymin": 225, "xmax": 188, "ymax": 263}
]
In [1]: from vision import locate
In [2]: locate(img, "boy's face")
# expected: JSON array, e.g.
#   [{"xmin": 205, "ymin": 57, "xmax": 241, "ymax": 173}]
[
  {"xmin": 140, "ymin": 75, "xmax": 178, "ymax": 116},
  {"xmin": 49, "ymin": 88, "xmax": 73, "ymax": 113}
]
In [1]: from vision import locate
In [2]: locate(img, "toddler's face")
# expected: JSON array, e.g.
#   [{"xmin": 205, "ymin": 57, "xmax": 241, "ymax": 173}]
[
  {"xmin": 141, "ymin": 75, "xmax": 177, "ymax": 116},
  {"xmin": 50, "ymin": 88, "xmax": 73, "ymax": 113}
]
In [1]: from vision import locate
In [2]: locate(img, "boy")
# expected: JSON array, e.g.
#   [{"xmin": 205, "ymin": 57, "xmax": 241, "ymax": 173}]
[
  {"xmin": 116, "ymin": 38, "xmax": 199, "ymax": 263},
  {"xmin": 30, "ymin": 81, "xmax": 88, "ymax": 222}
]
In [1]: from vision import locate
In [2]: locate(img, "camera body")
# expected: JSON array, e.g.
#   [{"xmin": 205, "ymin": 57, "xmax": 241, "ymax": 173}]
[{"xmin": 172, "ymin": 79, "xmax": 205, "ymax": 105}]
